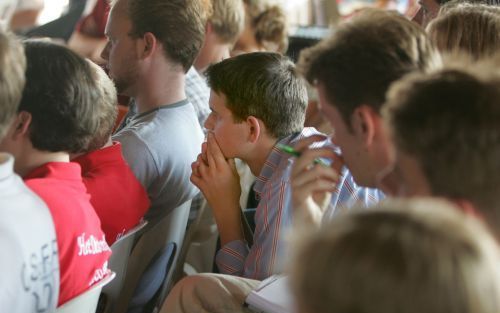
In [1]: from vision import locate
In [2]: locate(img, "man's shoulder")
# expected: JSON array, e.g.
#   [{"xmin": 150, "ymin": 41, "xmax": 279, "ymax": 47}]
[{"xmin": 115, "ymin": 107, "xmax": 202, "ymax": 147}]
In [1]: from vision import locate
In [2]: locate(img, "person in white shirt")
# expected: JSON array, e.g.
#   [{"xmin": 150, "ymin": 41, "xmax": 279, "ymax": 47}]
[{"xmin": 0, "ymin": 29, "xmax": 59, "ymax": 313}]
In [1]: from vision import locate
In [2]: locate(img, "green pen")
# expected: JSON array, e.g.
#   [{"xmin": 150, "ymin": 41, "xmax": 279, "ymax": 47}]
[{"xmin": 276, "ymin": 143, "xmax": 330, "ymax": 167}]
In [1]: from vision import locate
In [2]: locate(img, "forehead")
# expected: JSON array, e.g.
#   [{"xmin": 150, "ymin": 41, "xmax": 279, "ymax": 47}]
[
  {"xmin": 209, "ymin": 91, "xmax": 228, "ymax": 109},
  {"xmin": 106, "ymin": 3, "xmax": 131, "ymax": 34},
  {"xmin": 419, "ymin": 0, "xmax": 439, "ymax": 8}
]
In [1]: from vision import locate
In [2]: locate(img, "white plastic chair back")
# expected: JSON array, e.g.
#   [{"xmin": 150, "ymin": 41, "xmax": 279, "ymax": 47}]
[
  {"xmin": 111, "ymin": 200, "xmax": 191, "ymax": 313},
  {"xmin": 101, "ymin": 220, "xmax": 148, "ymax": 312},
  {"xmin": 56, "ymin": 271, "xmax": 116, "ymax": 313}
]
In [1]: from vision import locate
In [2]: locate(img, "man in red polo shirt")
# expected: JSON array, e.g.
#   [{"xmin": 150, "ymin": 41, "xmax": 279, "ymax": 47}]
[
  {"xmin": 72, "ymin": 61, "xmax": 150, "ymax": 245},
  {"xmin": 0, "ymin": 40, "xmax": 111, "ymax": 306}
]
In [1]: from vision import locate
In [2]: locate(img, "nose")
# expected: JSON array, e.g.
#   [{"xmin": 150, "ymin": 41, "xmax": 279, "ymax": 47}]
[
  {"xmin": 101, "ymin": 41, "xmax": 110, "ymax": 61},
  {"xmin": 204, "ymin": 113, "xmax": 214, "ymax": 131}
]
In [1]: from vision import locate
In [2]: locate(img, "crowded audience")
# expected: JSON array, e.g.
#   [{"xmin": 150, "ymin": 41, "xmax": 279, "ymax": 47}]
[{"xmin": 0, "ymin": 0, "xmax": 499, "ymax": 312}]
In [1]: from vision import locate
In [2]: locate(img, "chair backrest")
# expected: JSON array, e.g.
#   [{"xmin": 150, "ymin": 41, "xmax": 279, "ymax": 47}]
[
  {"xmin": 56, "ymin": 271, "xmax": 116, "ymax": 313},
  {"xmin": 100, "ymin": 220, "xmax": 148, "ymax": 312},
  {"xmin": 111, "ymin": 200, "xmax": 191, "ymax": 313},
  {"xmin": 168, "ymin": 196, "xmax": 207, "ymax": 288}
]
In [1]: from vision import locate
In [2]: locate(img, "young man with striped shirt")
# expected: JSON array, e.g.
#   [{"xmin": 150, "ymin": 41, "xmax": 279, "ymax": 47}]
[{"xmin": 159, "ymin": 52, "xmax": 381, "ymax": 313}]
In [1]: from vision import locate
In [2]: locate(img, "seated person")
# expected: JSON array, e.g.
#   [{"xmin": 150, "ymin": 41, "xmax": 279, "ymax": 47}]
[
  {"xmin": 106, "ymin": 0, "xmax": 206, "ymax": 225},
  {"xmin": 0, "ymin": 39, "xmax": 111, "ymax": 306},
  {"xmin": 190, "ymin": 52, "xmax": 380, "ymax": 280},
  {"xmin": 411, "ymin": 0, "xmax": 499, "ymax": 27},
  {"xmin": 382, "ymin": 62, "xmax": 500, "ymax": 236},
  {"xmin": 292, "ymin": 9, "xmax": 440, "ymax": 226},
  {"xmin": 0, "ymin": 29, "xmax": 59, "ymax": 313},
  {"xmin": 161, "ymin": 10, "xmax": 432, "ymax": 313},
  {"xmin": 232, "ymin": 0, "xmax": 288, "ymax": 55},
  {"xmin": 292, "ymin": 198, "xmax": 500, "ymax": 313},
  {"xmin": 194, "ymin": 0, "xmax": 245, "ymax": 73},
  {"xmin": 72, "ymin": 60, "xmax": 150, "ymax": 246},
  {"xmin": 427, "ymin": 3, "xmax": 500, "ymax": 60}
]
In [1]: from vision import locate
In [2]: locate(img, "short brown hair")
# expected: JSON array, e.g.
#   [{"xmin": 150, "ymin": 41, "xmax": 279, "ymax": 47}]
[
  {"xmin": 292, "ymin": 198, "xmax": 500, "ymax": 313},
  {"xmin": 383, "ymin": 64, "xmax": 500, "ymax": 230},
  {"xmin": 0, "ymin": 30, "xmax": 25, "ymax": 140},
  {"xmin": 206, "ymin": 52, "xmax": 307, "ymax": 138},
  {"xmin": 243, "ymin": 0, "xmax": 288, "ymax": 53},
  {"xmin": 299, "ymin": 9, "xmax": 441, "ymax": 128},
  {"xmin": 125, "ymin": 0, "xmax": 206, "ymax": 72},
  {"xmin": 20, "ymin": 40, "xmax": 100, "ymax": 153},
  {"xmin": 427, "ymin": 4, "xmax": 500, "ymax": 60},
  {"xmin": 85, "ymin": 61, "xmax": 118, "ymax": 152},
  {"xmin": 210, "ymin": 0, "xmax": 245, "ymax": 44}
]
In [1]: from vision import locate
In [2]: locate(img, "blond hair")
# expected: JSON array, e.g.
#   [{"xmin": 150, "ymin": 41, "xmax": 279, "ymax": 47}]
[
  {"xmin": 427, "ymin": 4, "xmax": 500, "ymax": 60},
  {"xmin": 85, "ymin": 60, "xmax": 118, "ymax": 152},
  {"xmin": 209, "ymin": 0, "xmax": 245, "ymax": 44},
  {"xmin": 291, "ymin": 198, "xmax": 500, "ymax": 313},
  {"xmin": 0, "ymin": 30, "xmax": 25, "ymax": 139},
  {"xmin": 243, "ymin": 0, "xmax": 288, "ymax": 53}
]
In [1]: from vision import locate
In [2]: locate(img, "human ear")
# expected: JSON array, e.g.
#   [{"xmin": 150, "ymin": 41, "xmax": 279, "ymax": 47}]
[
  {"xmin": 351, "ymin": 105, "xmax": 376, "ymax": 147},
  {"xmin": 138, "ymin": 32, "xmax": 157, "ymax": 59},
  {"xmin": 10, "ymin": 111, "xmax": 32, "ymax": 140},
  {"xmin": 246, "ymin": 116, "xmax": 261, "ymax": 144}
]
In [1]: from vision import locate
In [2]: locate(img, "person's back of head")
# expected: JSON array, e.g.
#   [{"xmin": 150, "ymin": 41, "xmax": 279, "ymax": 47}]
[
  {"xmin": 124, "ymin": 0, "xmax": 207, "ymax": 72},
  {"xmin": 298, "ymin": 9, "xmax": 441, "ymax": 126},
  {"xmin": 427, "ymin": 3, "xmax": 500, "ymax": 60},
  {"xmin": 205, "ymin": 51, "xmax": 307, "ymax": 139},
  {"xmin": 19, "ymin": 40, "xmax": 100, "ymax": 154},
  {"xmin": 440, "ymin": 0, "xmax": 500, "ymax": 12},
  {"xmin": 291, "ymin": 198, "xmax": 500, "ymax": 313},
  {"xmin": 210, "ymin": 0, "xmax": 245, "ymax": 45},
  {"xmin": 84, "ymin": 61, "xmax": 118, "ymax": 152},
  {"xmin": 412, "ymin": 0, "xmax": 499, "ymax": 27},
  {"xmin": 236, "ymin": 0, "xmax": 288, "ymax": 54},
  {"xmin": 383, "ymin": 62, "xmax": 500, "ymax": 234},
  {"xmin": 0, "ymin": 30, "xmax": 25, "ymax": 140}
]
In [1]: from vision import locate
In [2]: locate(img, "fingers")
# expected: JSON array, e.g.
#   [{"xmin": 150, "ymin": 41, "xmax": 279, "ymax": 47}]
[
  {"xmin": 291, "ymin": 147, "xmax": 340, "ymax": 178},
  {"xmin": 293, "ymin": 134, "xmax": 329, "ymax": 152},
  {"xmin": 201, "ymin": 142, "xmax": 208, "ymax": 164},
  {"xmin": 190, "ymin": 161, "xmax": 202, "ymax": 188},
  {"xmin": 206, "ymin": 133, "xmax": 226, "ymax": 169},
  {"xmin": 292, "ymin": 163, "xmax": 339, "ymax": 189},
  {"xmin": 295, "ymin": 179, "xmax": 336, "ymax": 198}
]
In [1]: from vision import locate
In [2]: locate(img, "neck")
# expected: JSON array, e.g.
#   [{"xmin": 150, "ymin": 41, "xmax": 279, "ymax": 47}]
[
  {"xmin": 69, "ymin": 137, "xmax": 113, "ymax": 160},
  {"xmin": 134, "ymin": 57, "xmax": 186, "ymax": 114},
  {"xmin": 244, "ymin": 137, "xmax": 279, "ymax": 177},
  {"xmin": 16, "ymin": 148, "xmax": 70, "ymax": 177},
  {"xmin": 194, "ymin": 40, "xmax": 231, "ymax": 73}
]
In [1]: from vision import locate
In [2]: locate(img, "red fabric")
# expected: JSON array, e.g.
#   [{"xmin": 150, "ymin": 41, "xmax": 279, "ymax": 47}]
[
  {"xmin": 73, "ymin": 142, "xmax": 150, "ymax": 245},
  {"xmin": 24, "ymin": 162, "xmax": 111, "ymax": 306},
  {"xmin": 114, "ymin": 104, "xmax": 129, "ymax": 132},
  {"xmin": 75, "ymin": 0, "xmax": 110, "ymax": 37}
]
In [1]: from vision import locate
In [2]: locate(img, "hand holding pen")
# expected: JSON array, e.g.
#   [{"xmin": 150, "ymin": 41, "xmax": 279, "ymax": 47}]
[{"xmin": 288, "ymin": 134, "xmax": 345, "ymax": 227}]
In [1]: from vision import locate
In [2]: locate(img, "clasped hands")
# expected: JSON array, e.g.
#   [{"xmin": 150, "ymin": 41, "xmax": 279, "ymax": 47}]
[{"xmin": 190, "ymin": 133, "xmax": 243, "ymax": 244}]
